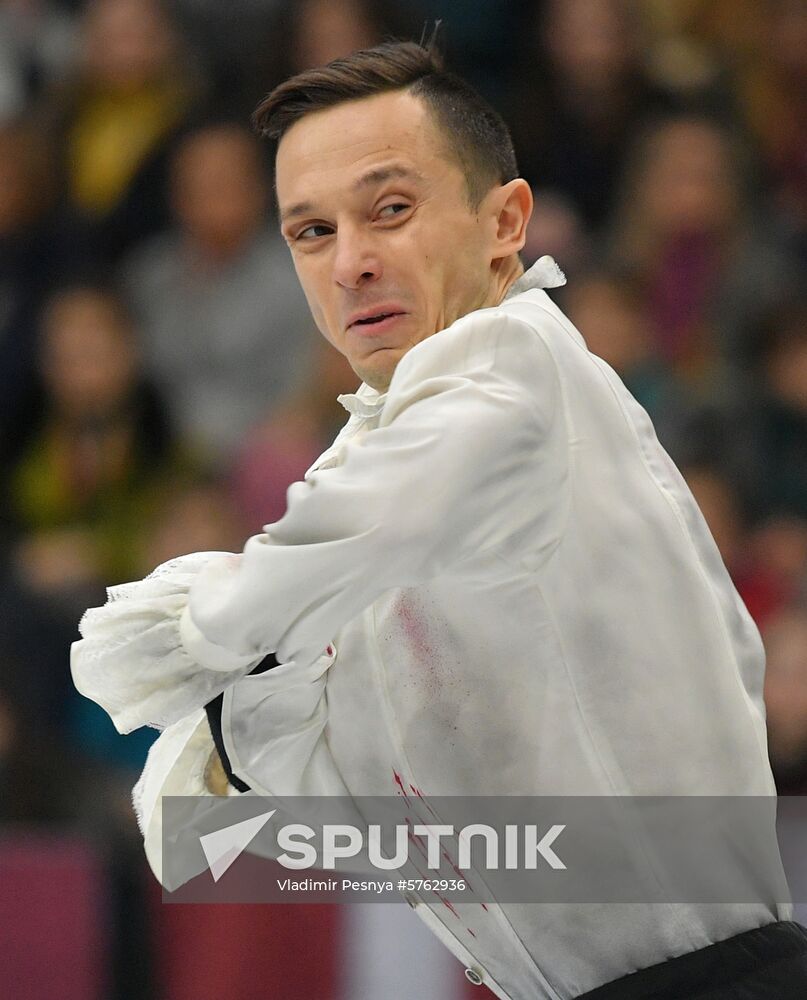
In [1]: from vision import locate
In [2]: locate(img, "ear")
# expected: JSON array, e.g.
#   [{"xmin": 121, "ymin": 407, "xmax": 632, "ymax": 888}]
[{"xmin": 489, "ymin": 178, "xmax": 533, "ymax": 260}]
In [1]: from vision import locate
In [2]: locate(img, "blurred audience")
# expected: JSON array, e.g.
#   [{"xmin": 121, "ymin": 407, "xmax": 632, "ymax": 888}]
[
  {"xmin": 37, "ymin": 0, "xmax": 201, "ymax": 266},
  {"xmin": 509, "ymin": 0, "xmax": 681, "ymax": 233},
  {"xmin": 764, "ymin": 610, "xmax": 807, "ymax": 793},
  {"xmin": 0, "ymin": 121, "xmax": 62, "ymax": 434},
  {"xmin": 122, "ymin": 122, "xmax": 314, "ymax": 462},
  {"xmin": 735, "ymin": 302, "xmax": 807, "ymax": 524},
  {"xmin": 68, "ymin": 476, "xmax": 246, "ymax": 776},
  {"xmin": 682, "ymin": 463, "xmax": 803, "ymax": 629},
  {"xmin": 607, "ymin": 116, "xmax": 797, "ymax": 392},
  {"xmin": 1, "ymin": 284, "xmax": 188, "ymax": 596},
  {"xmin": 562, "ymin": 267, "xmax": 694, "ymax": 447},
  {"xmin": 142, "ymin": 477, "xmax": 247, "ymax": 571},
  {"xmin": 232, "ymin": 339, "xmax": 358, "ymax": 529},
  {"xmin": 669, "ymin": 0, "xmax": 807, "ymax": 259},
  {"xmin": 0, "ymin": 282, "xmax": 196, "ymax": 742},
  {"xmin": 693, "ymin": 302, "xmax": 807, "ymax": 528},
  {"xmin": 251, "ymin": 0, "xmax": 385, "ymax": 101}
]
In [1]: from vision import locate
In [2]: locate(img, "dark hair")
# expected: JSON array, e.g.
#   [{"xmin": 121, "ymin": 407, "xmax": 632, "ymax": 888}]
[{"xmin": 252, "ymin": 40, "xmax": 518, "ymax": 208}]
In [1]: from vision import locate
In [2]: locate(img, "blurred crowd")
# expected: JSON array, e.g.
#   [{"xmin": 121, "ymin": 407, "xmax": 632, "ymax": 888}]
[{"xmin": 0, "ymin": 1, "xmax": 805, "ymax": 998}]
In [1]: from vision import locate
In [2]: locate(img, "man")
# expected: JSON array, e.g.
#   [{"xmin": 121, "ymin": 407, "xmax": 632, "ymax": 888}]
[{"xmin": 72, "ymin": 41, "xmax": 807, "ymax": 999}]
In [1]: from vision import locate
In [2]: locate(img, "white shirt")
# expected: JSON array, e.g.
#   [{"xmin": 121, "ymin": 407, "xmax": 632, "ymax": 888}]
[{"xmin": 72, "ymin": 256, "xmax": 789, "ymax": 1000}]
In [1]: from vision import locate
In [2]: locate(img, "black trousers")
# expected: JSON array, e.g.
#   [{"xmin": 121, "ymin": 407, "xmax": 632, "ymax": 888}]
[{"xmin": 577, "ymin": 921, "xmax": 807, "ymax": 999}]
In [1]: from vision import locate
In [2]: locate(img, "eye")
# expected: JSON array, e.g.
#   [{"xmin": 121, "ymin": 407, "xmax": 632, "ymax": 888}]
[
  {"xmin": 296, "ymin": 223, "xmax": 334, "ymax": 240},
  {"xmin": 377, "ymin": 203, "xmax": 410, "ymax": 220}
]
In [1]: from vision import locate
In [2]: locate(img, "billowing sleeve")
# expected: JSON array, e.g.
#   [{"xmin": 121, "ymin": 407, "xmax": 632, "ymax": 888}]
[{"xmin": 181, "ymin": 309, "xmax": 566, "ymax": 672}]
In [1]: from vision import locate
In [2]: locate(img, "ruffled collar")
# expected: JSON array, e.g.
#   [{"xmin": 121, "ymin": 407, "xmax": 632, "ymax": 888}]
[{"xmin": 337, "ymin": 255, "xmax": 565, "ymax": 417}]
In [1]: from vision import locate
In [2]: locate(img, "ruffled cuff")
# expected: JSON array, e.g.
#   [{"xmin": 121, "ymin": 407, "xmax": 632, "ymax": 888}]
[{"xmin": 71, "ymin": 552, "xmax": 263, "ymax": 734}]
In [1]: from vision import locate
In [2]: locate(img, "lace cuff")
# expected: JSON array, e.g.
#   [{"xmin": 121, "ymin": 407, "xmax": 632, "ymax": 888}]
[{"xmin": 71, "ymin": 552, "xmax": 262, "ymax": 734}]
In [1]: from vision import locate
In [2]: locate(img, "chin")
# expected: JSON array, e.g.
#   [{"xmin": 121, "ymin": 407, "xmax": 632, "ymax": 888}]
[{"xmin": 356, "ymin": 348, "xmax": 407, "ymax": 389}]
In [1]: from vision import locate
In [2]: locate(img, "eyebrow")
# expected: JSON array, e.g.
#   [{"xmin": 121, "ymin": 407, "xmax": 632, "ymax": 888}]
[
  {"xmin": 279, "ymin": 165, "xmax": 424, "ymax": 223},
  {"xmin": 352, "ymin": 165, "xmax": 425, "ymax": 192}
]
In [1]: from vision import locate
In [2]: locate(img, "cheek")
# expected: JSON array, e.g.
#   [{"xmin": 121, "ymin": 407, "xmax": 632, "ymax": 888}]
[{"xmin": 293, "ymin": 263, "xmax": 329, "ymax": 326}]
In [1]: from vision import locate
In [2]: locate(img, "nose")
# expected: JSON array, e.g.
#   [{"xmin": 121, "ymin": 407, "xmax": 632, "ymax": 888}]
[{"xmin": 332, "ymin": 224, "xmax": 383, "ymax": 290}]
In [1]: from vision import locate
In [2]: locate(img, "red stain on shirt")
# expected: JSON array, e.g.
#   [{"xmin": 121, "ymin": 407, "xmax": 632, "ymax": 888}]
[
  {"xmin": 392, "ymin": 769, "xmax": 410, "ymax": 800},
  {"xmin": 407, "ymin": 831, "xmax": 429, "ymax": 860},
  {"xmin": 408, "ymin": 783, "xmax": 440, "ymax": 820},
  {"xmin": 397, "ymin": 594, "xmax": 433, "ymax": 662},
  {"xmin": 395, "ymin": 591, "xmax": 447, "ymax": 699}
]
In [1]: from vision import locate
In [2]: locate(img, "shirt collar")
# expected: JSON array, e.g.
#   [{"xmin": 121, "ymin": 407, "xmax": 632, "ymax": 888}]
[
  {"xmin": 503, "ymin": 254, "xmax": 566, "ymax": 300},
  {"xmin": 337, "ymin": 382, "xmax": 388, "ymax": 418},
  {"xmin": 336, "ymin": 255, "xmax": 566, "ymax": 418}
]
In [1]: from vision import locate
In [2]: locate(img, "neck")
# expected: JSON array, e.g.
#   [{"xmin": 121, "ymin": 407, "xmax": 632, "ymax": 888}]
[{"xmin": 490, "ymin": 255, "xmax": 524, "ymax": 307}]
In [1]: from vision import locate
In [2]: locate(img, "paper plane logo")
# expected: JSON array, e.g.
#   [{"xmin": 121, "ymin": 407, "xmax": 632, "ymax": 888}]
[{"xmin": 199, "ymin": 809, "xmax": 276, "ymax": 882}]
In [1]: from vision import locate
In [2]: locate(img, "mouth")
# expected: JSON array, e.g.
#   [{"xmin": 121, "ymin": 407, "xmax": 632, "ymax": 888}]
[
  {"xmin": 347, "ymin": 302, "xmax": 404, "ymax": 329},
  {"xmin": 347, "ymin": 310, "xmax": 407, "ymax": 335},
  {"xmin": 352, "ymin": 311, "xmax": 400, "ymax": 326}
]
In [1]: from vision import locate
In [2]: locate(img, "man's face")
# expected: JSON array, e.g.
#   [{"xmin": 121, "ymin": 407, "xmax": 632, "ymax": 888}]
[{"xmin": 276, "ymin": 90, "xmax": 497, "ymax": 390}]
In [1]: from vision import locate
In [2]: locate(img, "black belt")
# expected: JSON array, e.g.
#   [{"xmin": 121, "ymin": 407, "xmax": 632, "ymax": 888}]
[
  {"xmin": 577, "ymin": 920, "xmax": 807, "ymax": 999},
  {"xmin": 204, "ymin": 652, "xmax": 279, "ymax": 793}
]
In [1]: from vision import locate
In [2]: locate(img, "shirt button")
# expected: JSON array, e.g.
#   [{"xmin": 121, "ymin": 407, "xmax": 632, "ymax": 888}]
[{"xmin": 464, "ymin": 968, "xmax": 484, "ymax": 986}]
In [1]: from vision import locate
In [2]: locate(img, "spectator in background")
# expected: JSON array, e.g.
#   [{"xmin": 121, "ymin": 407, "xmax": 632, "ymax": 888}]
[
  {"xmin": 652, "ymin": 0, "xmax": 807, "ymax": 262},
  {"xmin": 607, "ymin": 115, "xmax": 797, "ymax": 393},
  {"xmin": 232, "ymin": 339, "xmax": 358, "ymax": 529},
  {"xmin": 0, "ymin": 281, "xmax": 210, "ymax": 770},
  {"xmin": 508, "ymin": 0, "xmax": 679, "ymax": 234},
  {"xmin": 37, "ymin": 0, "xmax": 200, "ymax": 266},
  {"xmin": 1, "ymin": 284, "xmax": 187, "ymax": 601},
  {"xmin": 122, "ymin": 123, "xmax": 314, "ymax": 463}
]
